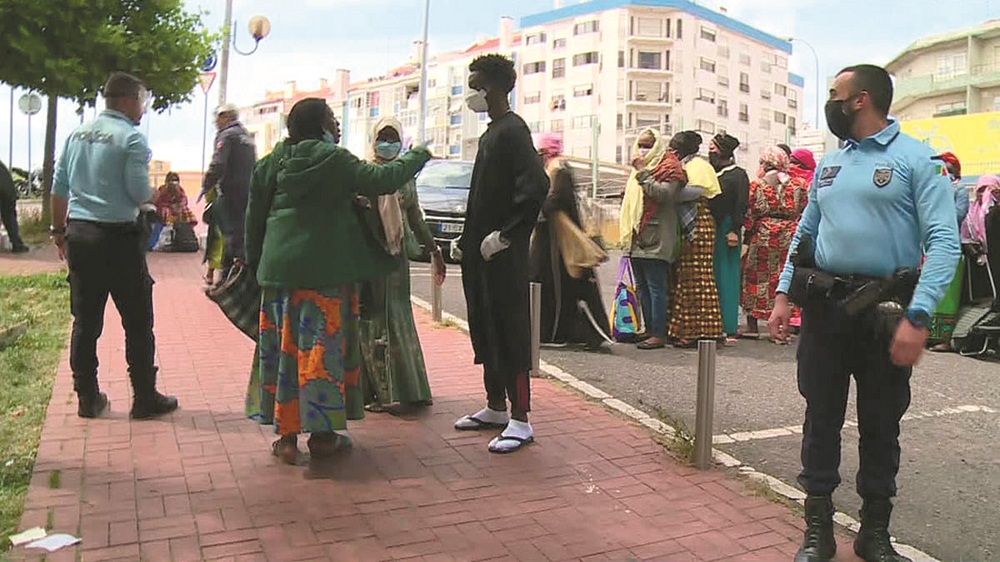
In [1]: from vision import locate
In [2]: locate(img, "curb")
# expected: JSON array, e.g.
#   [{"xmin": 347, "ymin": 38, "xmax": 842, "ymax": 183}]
[{"xmin": 410, "ymin": 295, "xmax": 941, "ymax": 562}]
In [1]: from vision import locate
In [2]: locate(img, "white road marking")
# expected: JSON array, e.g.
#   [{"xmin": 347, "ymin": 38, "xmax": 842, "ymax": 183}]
[{"xmin": 713, "ymin": 405, "xmax": 998, "ymax": 445}]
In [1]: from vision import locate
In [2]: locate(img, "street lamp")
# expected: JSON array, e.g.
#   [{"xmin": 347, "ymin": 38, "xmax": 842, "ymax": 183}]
[
  {"xmin": 787, "ymin": 37, "xmax": 821, "ymax": 130},
  {"xmin": 218, "ymin": 0, "xmax": 271, "ymax": 105}
]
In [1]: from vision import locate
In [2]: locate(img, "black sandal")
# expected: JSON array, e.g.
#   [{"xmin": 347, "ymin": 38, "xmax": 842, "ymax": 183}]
[{"xmin": 271, "ymin": 436, "xmax": 299, "ymax": 464}]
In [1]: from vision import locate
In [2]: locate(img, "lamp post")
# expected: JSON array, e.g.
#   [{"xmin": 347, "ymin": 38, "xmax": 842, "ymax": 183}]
[
  {"xmin": 418, "ymin": 0, "xmax": 431, "ymax": 145},
  {"xmin": 218, "ymin": 0, "xmax": 271, "ymax": 105},
  {"xmin": 788, "ymin": 37, "xmax": 821, "ymax": 129}
]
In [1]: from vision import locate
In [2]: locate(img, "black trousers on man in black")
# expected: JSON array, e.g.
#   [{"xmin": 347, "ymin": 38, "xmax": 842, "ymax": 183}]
[
  {"xmin": 66, "ymin": 219, "xmax": 158, "ymax": 400},
  {"xmin": 796, "ymin": 297, "xmax": 912, "ymax": 500},
  {"xmin": 0, "ymin": 193, "xmax": 26, "ymax": 250},
  {"xmin": 217, "ymin": 188, "xmax": 247, "ymax": 274}
]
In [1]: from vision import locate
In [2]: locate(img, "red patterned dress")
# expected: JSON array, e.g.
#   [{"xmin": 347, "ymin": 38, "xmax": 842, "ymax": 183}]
[{"xmin": 740, "ymin": 177, "xmax": 809, "ymax": 321}]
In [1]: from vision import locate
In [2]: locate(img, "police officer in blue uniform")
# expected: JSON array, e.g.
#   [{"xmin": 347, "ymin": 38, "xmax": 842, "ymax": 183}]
[
  {"xmin": 51, "ymin": 72, "xmax": 178, "ymax": 420},
  {"xmin": 769, "ymin": 65, "xmax": 960, "ymax": 562}
]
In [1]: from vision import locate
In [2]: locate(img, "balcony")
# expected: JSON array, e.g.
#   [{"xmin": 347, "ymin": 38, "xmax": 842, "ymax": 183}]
[
  {"xmin": 893, "ymin": 62, "xmax": 1000, "ymax": 109},
  {"xmin": 626, "ymin": 92, "xmax": 671, "ymax": 107},
  {"xmin": 627, "ymin": 33, "xmax": 674, "ymax": 44},
  {"xmin": 627, "ymin": 66, "xmax": 674, "ymax": 76}
]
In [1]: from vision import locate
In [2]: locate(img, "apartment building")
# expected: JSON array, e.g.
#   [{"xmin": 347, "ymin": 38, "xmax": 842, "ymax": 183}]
[
  {"xmin": 888, "ymin": 20, "xmax": 1000, "ymax": 120},
  {"xmin": 239, "ymin": 1, "xmax": 803, "ymax": 168},
  {"xmin": 516, "ymin": 0, "xmax": 804, "ymax": 165}
]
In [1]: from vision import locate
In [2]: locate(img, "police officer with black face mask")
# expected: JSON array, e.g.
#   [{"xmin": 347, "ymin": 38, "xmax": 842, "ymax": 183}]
[{"xmin": 769, "ymin": 64, "xmax": 960, "ymax": 562}]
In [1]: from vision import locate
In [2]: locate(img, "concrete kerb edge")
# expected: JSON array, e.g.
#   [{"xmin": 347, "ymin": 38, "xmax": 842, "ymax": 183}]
[{"xmin": 408, "ymin": 296, "xmax": 940, "ymax": 562}]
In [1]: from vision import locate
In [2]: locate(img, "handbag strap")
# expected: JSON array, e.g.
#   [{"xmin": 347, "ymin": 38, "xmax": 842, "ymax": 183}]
[{"xmin": 617, "ymin": 256, "xmax": 635, "ymax": 287}]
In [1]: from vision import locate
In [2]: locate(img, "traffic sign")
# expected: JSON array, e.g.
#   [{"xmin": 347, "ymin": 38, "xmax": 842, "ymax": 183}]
[
  {"xmin": 200, "ymin": 52, "xmax": 218, "ymax": 72},
  {"xmin": 18, "ymin": 93, "xmax": 42, "ymax": 116},
  {"xmin": 198, "ymin": 72, "xmax": 216, "ymax": 94}
]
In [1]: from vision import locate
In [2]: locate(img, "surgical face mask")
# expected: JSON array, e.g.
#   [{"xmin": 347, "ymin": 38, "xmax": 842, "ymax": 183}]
[
  {"xmin": 375, "ymin": 141, "xmax": 402, "ymax": 160},
  {"xmin": 825, "ymin": 97, "xmax": 857, "ymax": 141},
  {"xmin": 322, "ymin": 130, "xmax": 337, "ymax": 144},
  {"xmin": 637, "ymin": 147, "xmax": 651, "ymax": 158},
  {"xmin": 465, "ymin": 88, "xmax": 489, "ymax": 113}
]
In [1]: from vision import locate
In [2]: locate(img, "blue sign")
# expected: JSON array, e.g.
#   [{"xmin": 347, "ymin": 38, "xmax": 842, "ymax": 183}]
[{"xmin": 200, "ymin": 52, "xmax": 218, "ymax": 72}]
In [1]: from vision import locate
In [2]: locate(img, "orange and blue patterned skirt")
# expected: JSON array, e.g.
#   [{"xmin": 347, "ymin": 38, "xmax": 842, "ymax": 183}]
[{"xmin": 246, "ymin": 286, "xmax": 365, "ymax": 435}]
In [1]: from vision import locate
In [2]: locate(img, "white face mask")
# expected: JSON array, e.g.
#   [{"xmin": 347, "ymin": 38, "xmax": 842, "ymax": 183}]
[
  {"xmin": 465, "ymin": 89, "xmax": 489, "ymax": 113},
  {"xmin": 638, "ymin": 147, "xmax": 651, "ymax": 158}
]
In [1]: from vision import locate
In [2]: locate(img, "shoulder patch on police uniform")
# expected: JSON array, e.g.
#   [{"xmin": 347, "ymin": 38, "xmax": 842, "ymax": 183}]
[
  {"xmin": 817, "ymin": 165, "xmax": 841, "ymax": 187},
  {"xmin": 873, "ymin": 167, "xmax": 893, "ymax": 188}
]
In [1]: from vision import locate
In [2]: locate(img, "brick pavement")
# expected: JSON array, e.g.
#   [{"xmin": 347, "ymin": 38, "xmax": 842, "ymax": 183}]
[{"xmin": 6, "ymin": 252, "xmax": 867, "ymax": 562}]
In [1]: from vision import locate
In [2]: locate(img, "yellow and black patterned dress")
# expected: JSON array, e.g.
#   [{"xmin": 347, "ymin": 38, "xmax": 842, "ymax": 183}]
[{"xmin": 668, "ymin": 199, "xmax": 723, "ymax": 343}]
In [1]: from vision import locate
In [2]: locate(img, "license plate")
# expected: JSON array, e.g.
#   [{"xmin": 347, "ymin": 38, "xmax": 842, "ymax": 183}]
[{"xmin": 440, "ymin": 223, "xmax": 463, "ymax": 234}]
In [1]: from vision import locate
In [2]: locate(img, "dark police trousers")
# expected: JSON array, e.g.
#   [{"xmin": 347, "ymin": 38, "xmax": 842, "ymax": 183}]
[
  {"xmin": 66, "ymin": 220, "xmax": 157, "ymax": 398},
  {"xmin": 797, "ymin": 297, "xmax": 912, "ymax": 499}
]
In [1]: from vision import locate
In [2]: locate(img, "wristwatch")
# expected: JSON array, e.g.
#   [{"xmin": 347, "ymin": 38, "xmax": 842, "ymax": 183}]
[
  {"xmin": 904, "ymin": 308, "xmax": 930, "ymax": 330},
  {"xmin": 49, "ymin": 225, "xmax": 66, "ymax": 236}
]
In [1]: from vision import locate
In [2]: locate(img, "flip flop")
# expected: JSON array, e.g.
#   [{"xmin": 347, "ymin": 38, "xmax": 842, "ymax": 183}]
[
  {"xmin": 454, "ymin": 414, "xmax": 508, "ymax": 431},
  {"xmin": 636, "ymin": 339, "xmax": 665, "ymax": 350},
  {"xmin": 737, "ymin": 332, "xmax": 761, "ymax": 340},
  {"xmin": 488, "ymin": 434, "xmax": 534, "ymax": 454}
]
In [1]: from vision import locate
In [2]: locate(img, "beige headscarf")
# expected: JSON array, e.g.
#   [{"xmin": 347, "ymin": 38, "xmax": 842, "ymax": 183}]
[
  {"xmin": 367, "ymin": 116, "xmax": 406, "ymax": 256},
  {"xmin": 619, "ymin": 128, "xmax": 667, "ymax": 245}
]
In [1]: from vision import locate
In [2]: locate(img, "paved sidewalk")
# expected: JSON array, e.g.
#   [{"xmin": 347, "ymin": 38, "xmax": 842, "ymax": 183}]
[{"xmin": 8, "ymin": 253, "xmax": 866, "ymax": 562}]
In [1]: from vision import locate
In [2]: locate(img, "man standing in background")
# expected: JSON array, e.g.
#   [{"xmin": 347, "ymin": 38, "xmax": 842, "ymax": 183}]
[{"xmin": 0, "ymin": 159, "xmax": 29, "ymax": 253}]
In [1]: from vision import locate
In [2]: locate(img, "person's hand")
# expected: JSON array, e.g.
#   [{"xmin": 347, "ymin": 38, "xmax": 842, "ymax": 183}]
[
  {"xmin": 726, "ymin": 232, "xmax": 739, "ymax": 247},
  {"xmin": 431, "ymin": 250, "xmax": 446, "ymax": 285},
  {"xmin": 890, "ymin": 320, "xmax": 929, "ymax": 367},
  {"xmin": 631, "ymin": 157, "xmax": 645, "ymax": 171},
  {"xmin": 480, "ymin": 230, "xmax": 510, "ymax": 261},
  {"xmin": 52, "ymin": 233, "xmax": 66, "ymax": 260},
  {"xmin": 767, "ymin": 294, "xmax": 792, "ymax": 343},
  {"xmin": 354, "ymin": 195, "xmax": 372, "ymax": 209},
  {"xmin": 411, "ymin": 144, "xmax": 436, "ymax": 159}
]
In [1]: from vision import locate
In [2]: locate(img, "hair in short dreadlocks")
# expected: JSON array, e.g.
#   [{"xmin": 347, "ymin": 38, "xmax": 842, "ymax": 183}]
[{"xmin": 469, "ymin": 54, "xmax": 517, "ymax": 94}]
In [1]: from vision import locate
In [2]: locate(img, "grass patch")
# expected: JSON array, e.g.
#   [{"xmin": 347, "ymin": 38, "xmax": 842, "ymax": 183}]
[
  {"xmin": 14, "ymin": 206, "xmax": 48, "ymax": 248},
  {"xmin": 0, "ymin": 273, "xmax": 70, "ymax": 552}
]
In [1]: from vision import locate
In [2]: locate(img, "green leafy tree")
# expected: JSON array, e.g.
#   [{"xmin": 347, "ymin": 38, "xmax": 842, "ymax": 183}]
[{"xmin": 0, "ymin": 0, "xmax": 215, "ymax": 221}]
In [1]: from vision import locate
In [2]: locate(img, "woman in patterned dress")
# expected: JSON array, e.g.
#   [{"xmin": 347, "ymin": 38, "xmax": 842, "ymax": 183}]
[
  {"xmin": 740, "ymin": 146, "xmax": 809, "ymax": 340},
  {"xmin": 243, "ymin": 99, "xmax": 432, "ymax": 464},
  {"xmin": 665, "ymin": 131, "xmax": 724, "ymax": 348}
]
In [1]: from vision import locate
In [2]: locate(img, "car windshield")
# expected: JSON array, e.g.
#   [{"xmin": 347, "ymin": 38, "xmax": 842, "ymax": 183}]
[{"xmin": 416, "ymin": 162, "xmax": 473, "ymax": 189}]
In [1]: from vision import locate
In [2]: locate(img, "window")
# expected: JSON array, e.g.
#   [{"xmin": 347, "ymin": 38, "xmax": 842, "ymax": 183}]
[
  {"xmin": 572, "ymin": 115, "xmax": 592, "ymax": 129},
  {"xmin": 450, "ymin": 84, "xmax": 463, "ymax": 95},
  {"xmin": 696, "ymin": 88, "xmax": 715, "ymax": 103},
  {"xmin": 550, "ymin": 94, "xmax": 566, "ymax": 110},
  {"xmin": 676, "ymin": 18, "xmax": 682, "ymax": 39},
  {"xmin": 775, "ymin": 55, "xmax": 788, "ymax": 69},
  {"xmin": 761, "ymin": 60, "xmax": 772, "ymax": 73},
  {"xmin": 700, "ymin": 27, "xmax": 717, "ymax": 42},
  {"xmin": 528, "ymin": 121, "xmax": 542, "ymax": 133},
  {"xmin": 526, "ymin": 32, "xmax": 547, "ymax": 46},
  {"xmin": 774, "ymin": 112, "xmax": 787, "ymax": 125},
  {"xmin": 574, "ymin": 52, "xmax": 599, "ymax": 66},
  {"xmin": 739, "ymin": 72, "xmax": 750, "ymax": 93},
  {"xmin": 759, "ymin": 118, "xmax": 771, "ymax": 131},
  {"xmin": 761, "ymin": 82, "xmax": 772, "ymax": 100},
  {"xmin": 665, "ymin": 19, "xmax": 672, "ymax": 38},
  {"xmin": 552, "ymin": 58, "xmax": 566, "ymax": 78},
  {"xmin": 637, "ymin": 51, "xmax": 662, "ymax": 70},
  {"xmin": 739, "ymin": 52, "xmax": 751, "ymax": 66},
  {"xmin": 775, "ymin": 83, "xmax": 788, "ymax": 96},
  {"xmin": 366, "ymin": 91, "xmax": 380, "ymax": 107},
  {"xmin": 616, "ymin": 146, "xmax": 623, "ymax": 164},
  {"xmin": 524, "ymin": 92, "xmax": 541, "ymax": 104},
  {"xmin": 551, "ymin": 119, "xmax": 564, "ymax": 132},
  {"xmin": 617, "ymin": 113, "xmax": 623, "ymax": 128},
  {"xmin": 428, "ymin": 79, "xmax": 437, "ymax": 88},
  {"xmin": 696, "ymin": 120, "xmax": 715, "ymax": 134},
  {"xmin": 449, "ymin": 145, "xmax": 460, "ymax": 156},
  {"xmin": 739, "ymin": 103, "xmax": 749, "ymax": 122},
  {"xmin": 574, "ymin": 20, "xmax": 599, "ymax": 35},
  {"xmin": 449, "ymin": 113, "xmax": 462, "ymax": 125},
  {"xmin": 936, "ymin": 53, "xmax": 968, "ymax": 79},
  {"xmin": 700, "ymin": 58, "xmax": 716, "ymax": 73},
  {"xmin": 574, "ymin": 84, "xmax": 594, "ymax": 97},
  {"xmin": 553, "ymin": 38, "xmax": 567, "ymax": 49},
  {"xmin": 618, "ymin": 50, "xmax": 625, "ymax": 68},
  {"xmin": 636, "ymin": 17, "xmax": 661, "ymax": 37},
  {"xmin": 994, "ymin": 96, "xmax": 1000, "ymax": 111},
  {"xmin": 636, "ymin": 113, "xmax": 660, "ymax": 129},
  {"xmin": 718, "ymin": 75, "xmax": 730, "ymax": 87},
  {"xmin": 934, "ymin": 100, "xmax": 967, "ymax": 117},
  {"xmin": 789, "ymin": 116, "xmax": 797, "ymax": 132},
  {"xmin": 788, "ymin": 89, "xmax": 798, "ymax": 109},
  {"xmin": 717, "ymin": 98, "xmax": 729, "ymax": 118},
  {"xmin": 633, "ymin": 80, "xmax": 662, "ymax": 102},
  {"xmin": 717, "ymin": 44, "xmax": 730, "ymax": 58},
  {"xmin": 523, "ymin": 61, "xmax": 546, "ymax": 75}
]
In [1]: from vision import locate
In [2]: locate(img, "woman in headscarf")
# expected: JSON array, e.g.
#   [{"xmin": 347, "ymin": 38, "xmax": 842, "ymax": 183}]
[
  {"xmin": 789, "ymin": 148, "xmax": 816, "ymax": 185},
  {"xmin": 357, "ymin": 116, "xmax": 446, "ymax": 412},
  {"xmin": 153, "ymin": 172, "xmax": 197, "ymax": 226},
  {"xmin": 243, "ymin": 98, "xmax": 432, "ymax": 464},
  {"xmin": 530, "ymin": 133, "xmax": 611, "ymax": 350},
  {"xmin": 666, "ymin": 130, "xmax": 724, "ymax": 348},
  {"xmin": 620, "ymin": 128, "xmax": 689, "ymax": 349},
  {"xmin": 708, "ymin": 134, "xmax": 750, "ymax": 343},
  {"xmin": 928, "ymin": 153, "xmax": 970, "ymax": 351},
  {"xmin": 741, "ymin": 145, "xmax": 810, "ymax": 340},
  {"xmin": 960, "ymin": 174, "xmax": 1000, "ymax": 304}
]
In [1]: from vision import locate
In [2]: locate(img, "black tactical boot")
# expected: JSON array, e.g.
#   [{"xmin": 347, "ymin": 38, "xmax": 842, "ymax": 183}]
[
  {"xmin": 77, "ymin": 392, "xmax": 110, "ymax": 419},
  {"xmin": 854, "ymin": 498, "xmax": 912, "ymax": 562},
  {"xmin": 130, "ymin": 367, "xmax": 178, "ymax": 419},
  {"xmin": 795, "ymin": 495, "xmax": 837, "ymax": 562}
]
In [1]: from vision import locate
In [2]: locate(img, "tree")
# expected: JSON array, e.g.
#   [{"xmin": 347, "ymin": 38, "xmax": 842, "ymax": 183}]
[{"xmin": 0, "ymin": 0, "xmax": 215, "ymax": 221}]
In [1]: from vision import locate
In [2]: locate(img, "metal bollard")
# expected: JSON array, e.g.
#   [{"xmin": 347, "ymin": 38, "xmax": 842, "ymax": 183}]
[
  {"xmin": 693, "ymin": 339, "xmax": 717, "ymax": 469},
  {"xmin": 431, "ymin": 278, "xmax": 443, "ymax": 323},
  {"xmin": 530, "ymin": 282, "xmax": 541, "ymax": 375}
]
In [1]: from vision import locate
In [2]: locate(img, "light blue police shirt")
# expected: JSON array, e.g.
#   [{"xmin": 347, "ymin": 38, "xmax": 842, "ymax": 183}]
[
  {"xmin": 53, "ymin": 110, "xmax": 153, "ymax": 223},
  {"xmin": 776, "ymin": 120, "xmax": 961, "ymax": 315}
]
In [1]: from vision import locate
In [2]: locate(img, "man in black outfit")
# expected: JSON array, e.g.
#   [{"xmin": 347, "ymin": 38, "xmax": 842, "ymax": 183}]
[
  {"xmin": 0, "ymin": 160, "xmax": 29, "ymax": 253},
  {"xmin": 452, "ymin": 54, "xmax": 549, "ymax": 453}
]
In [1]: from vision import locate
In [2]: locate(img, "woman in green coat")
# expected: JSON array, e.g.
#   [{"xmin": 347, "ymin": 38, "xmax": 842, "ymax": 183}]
[
  {"xmin": 243, "ymin": 99, "xmax": 432, "ymax": 464},
  {"xmin": 358, "ymin": 117, "xmax": 446, "ymax": 413}
]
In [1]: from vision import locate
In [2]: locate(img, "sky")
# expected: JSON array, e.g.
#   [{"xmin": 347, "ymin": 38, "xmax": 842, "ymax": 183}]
[{"xmin": 1, "ymin": 0, "xmax": 999, "ymax": 174}]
